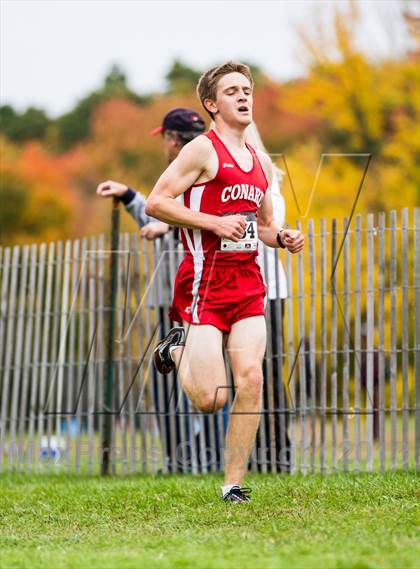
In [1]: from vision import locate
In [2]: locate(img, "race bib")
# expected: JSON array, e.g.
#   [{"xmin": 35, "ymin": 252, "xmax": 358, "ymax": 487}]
[{"xmin": 221, "ymin": 212, "xmax": 258, "ymax": 252}]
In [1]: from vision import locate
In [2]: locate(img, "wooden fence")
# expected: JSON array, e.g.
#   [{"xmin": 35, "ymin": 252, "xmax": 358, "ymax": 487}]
[{"xmin": 0, "ymin": 207, "xmax": 419, "ymax": 475}]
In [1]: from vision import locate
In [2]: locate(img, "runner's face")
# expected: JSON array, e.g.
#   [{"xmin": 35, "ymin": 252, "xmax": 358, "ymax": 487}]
[{"xmin": 212, "ymin": 72, "xmax": 253, "ymax": 126}]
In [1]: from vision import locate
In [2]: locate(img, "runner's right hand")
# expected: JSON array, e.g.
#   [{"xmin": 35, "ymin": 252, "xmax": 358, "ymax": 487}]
[
  {"xmin": 96, "ymin": 180, "xmax": 128, "ymax": 198},
  {"xmin": 212, "ymin": 215, "xmax": 247, "ymax": 242}
]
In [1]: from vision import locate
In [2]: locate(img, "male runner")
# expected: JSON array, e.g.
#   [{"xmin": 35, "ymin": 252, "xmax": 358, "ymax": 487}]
[{"xmin": 146, "ymin": 62, "xmax": 304, "ymax": 502}]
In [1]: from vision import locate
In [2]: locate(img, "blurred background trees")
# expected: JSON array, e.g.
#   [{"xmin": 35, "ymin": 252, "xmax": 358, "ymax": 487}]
[{"xmin": 0, "ymin": 1, "xmax": 418, "ymax": 245}]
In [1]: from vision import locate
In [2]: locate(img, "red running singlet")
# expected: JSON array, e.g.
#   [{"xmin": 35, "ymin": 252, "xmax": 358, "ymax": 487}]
[{"xmin": 178, "ymin": 129, "xmax": 269, "ymax": 263}]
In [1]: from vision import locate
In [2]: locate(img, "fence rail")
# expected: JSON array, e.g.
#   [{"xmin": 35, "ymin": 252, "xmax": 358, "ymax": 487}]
[{"xmin": 0, "ymin": 207, "xmax": 419, "ymax": 475}]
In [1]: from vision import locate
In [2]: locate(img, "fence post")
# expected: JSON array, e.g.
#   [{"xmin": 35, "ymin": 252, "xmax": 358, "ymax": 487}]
[
  {"xmin": 101, "ymin": 198, "xmax": 120, "ymax": 475},
  {"xmin": 414, "ymin": 208, "xmax": 420, "ymax": 471}
]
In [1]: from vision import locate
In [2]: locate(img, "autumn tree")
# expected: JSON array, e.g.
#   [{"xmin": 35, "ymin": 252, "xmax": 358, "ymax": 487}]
[
  {"xmin": 54, "ymin": 64, "xmax": 150, "ymax": 151},
  {"xmin": 0, "ymin": 138, "xmax": 75, "ymax": 244},
  {"xmin": 277, "ymin": 0, "xmax": 419, "ymax": 215}
]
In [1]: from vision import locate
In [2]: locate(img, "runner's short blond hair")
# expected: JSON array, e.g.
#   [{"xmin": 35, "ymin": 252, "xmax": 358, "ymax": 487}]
[{"xmin": 197, "ymin": 61, "xmax": 254, "ymax": 119}]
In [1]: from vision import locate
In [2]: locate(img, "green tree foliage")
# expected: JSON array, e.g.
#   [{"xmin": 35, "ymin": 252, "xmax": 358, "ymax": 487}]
[
  {"xmin": 165, "ymin": 59, "xmax": 202, "ymax": 94},
  {"xmin": 54, "ymin": 64, "xmax": 149, "ymax": 150},
  {"xmin": 104, "ymin": 64, "xmax": 131, "ymax": 94},
  {"xmin": 0, "ymin": 105, "xmax": 49, "ymax": 143},
  {"xmin": 164, "ymin": 59, "xmax": 266, "ymax": 94},
  {"xmin": 54, "ymin": 91, "xmax": 104, "ymax": 151}
]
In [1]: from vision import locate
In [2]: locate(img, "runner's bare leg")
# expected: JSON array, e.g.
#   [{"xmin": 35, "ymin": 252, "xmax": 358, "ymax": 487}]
[
  {"xmin": 171, "ymin": 322, "xmax": 229, "ymax": 413},
  {"xmin": 170, "ymin": 317, "xmax": 266, "ymax": 486},
  {"xmin": 224, "ymin": 316, "xmax": 266, "ymax": 485}
]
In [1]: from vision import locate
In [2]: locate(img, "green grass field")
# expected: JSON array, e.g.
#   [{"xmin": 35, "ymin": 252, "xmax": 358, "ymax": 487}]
[{"xmin": 1, "ymin": 472, "xmax": 419, "ymax": 569}]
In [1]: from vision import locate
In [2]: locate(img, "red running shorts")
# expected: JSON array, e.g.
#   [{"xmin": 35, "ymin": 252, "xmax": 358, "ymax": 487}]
[{"xmin": 169, "ymin": 256, "xmax": 266, "ymax": 333}]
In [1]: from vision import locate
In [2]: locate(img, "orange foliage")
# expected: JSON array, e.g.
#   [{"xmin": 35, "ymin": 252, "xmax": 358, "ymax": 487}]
[
  {"xmin": 0, "ymin": 139, "xmax": 78, "ymax": 244},
  {"xmin": 1, "ymin": 1, "xmax": 417, "ymax": 244}
]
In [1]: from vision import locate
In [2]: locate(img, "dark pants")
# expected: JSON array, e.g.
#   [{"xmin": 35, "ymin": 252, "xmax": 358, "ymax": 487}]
[{"xmin": 255, "ymin": 299, "xmax": 291, "ymax": 473}]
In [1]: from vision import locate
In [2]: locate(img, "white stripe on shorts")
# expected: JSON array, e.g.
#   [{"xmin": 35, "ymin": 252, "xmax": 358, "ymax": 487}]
[{"xmin": 189, "ymin": 185, "xmax": 205, "ymax": 323}]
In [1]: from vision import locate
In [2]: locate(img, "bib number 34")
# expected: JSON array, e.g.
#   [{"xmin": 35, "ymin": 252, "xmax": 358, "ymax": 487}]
[{"xmin": 221, "ymin": 213, "xmax": 258, "ymax": 252}]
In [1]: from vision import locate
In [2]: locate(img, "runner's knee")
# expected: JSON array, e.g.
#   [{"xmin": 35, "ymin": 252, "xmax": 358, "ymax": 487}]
[
  {"xmin": 235, "ymin": 366, "xmax": 263, "ymax": 401},
  {"xmin": 196, "ymin": 388, "xmax": 228, "ymax": 414}
]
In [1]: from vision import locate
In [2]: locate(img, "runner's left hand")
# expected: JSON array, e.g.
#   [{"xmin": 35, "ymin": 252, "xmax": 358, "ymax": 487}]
[{"xmin": 280, "ymin": 229, "xmax": 305, "ymax": 254}]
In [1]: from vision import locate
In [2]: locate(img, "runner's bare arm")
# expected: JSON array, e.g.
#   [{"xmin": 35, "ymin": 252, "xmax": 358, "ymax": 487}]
[
  {"xmin": 145, "ymin": 136, "xmax": 247, "ymax": 241},
  {"xmin": 257, "ymin": 153, "xmax": 305, "ymax": 253}
]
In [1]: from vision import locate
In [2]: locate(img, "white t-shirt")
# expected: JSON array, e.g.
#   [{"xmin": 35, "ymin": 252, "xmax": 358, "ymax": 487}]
[{"xmin": 256, "ymin": 170, "xmax": 288, "ymax": 300}]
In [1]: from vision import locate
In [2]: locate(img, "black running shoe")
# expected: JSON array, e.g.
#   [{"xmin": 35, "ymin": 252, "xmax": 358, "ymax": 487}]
[
  {"xmin": 153, "ymin": 327, "xmax": 185, "ymax": 374},
  {"xmin": 222, "ymin": 486, "xmax": 252, "ymax": 503}
]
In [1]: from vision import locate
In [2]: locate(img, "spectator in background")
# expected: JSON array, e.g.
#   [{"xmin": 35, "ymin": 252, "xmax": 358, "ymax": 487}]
[
  {"xmin": 243, "ymin": 123, "xmax": 291, "ymax": 473},
  {"xmin": 97, "ymin": 108, "xmax": 205, "ymax": 239},
  {"xmin": 97, "ymin": 108, "xmax": 208, "ymax": 473}
]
